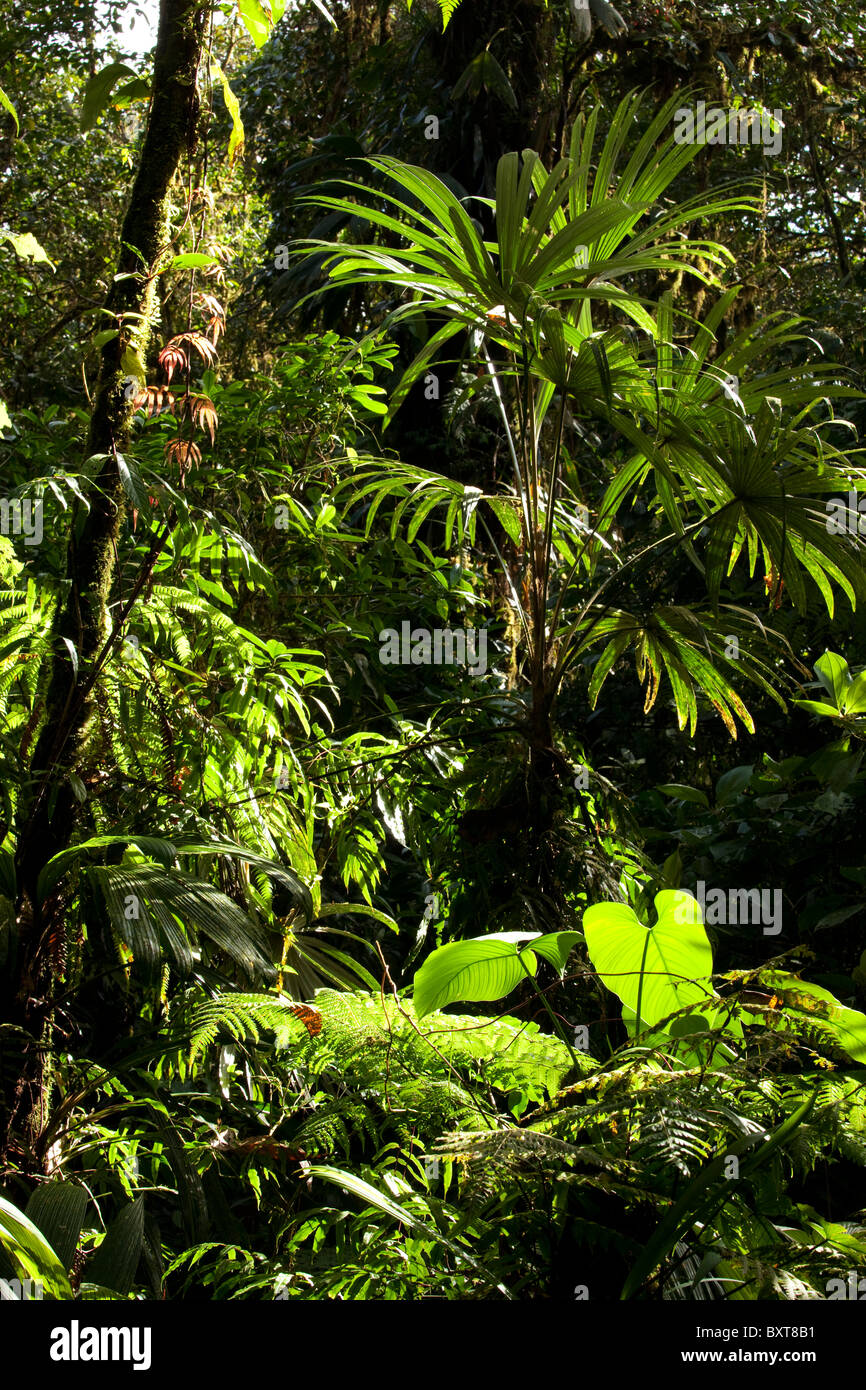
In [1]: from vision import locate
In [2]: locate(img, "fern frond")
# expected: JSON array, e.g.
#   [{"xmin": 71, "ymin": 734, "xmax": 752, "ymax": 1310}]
[{"xmin": 185, "ymin": 991, "xmax": 317, "ymax": 1061}]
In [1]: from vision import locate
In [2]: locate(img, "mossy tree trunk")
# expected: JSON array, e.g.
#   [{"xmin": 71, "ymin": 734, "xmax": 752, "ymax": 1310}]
[{"xmin": 5, "ymin": 0, "xmax": 208, "ymax": 1162}]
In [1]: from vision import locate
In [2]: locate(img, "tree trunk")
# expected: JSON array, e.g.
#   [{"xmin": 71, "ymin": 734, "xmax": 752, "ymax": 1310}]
[{"xmin": 5, "ymin": 0, "xmax": 207, "ymax": 1161}]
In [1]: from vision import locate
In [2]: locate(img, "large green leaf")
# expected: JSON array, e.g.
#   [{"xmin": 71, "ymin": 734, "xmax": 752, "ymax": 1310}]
[
  {"xmin": 236, "ymin": 0, "xmax": 272, "ymax": 46},
  {"xmin": 413, "ymin": 932, "xmax": 541, "ymax": 1019},
  {"xmin": 0, "ymin": 1196, "xmax": 73, "ymax": 1300},
  {"xmin": 25, "ymin": 1184, "xmax": 88, "ymax": 1274},
  {"xmin": 86, "ymin": 1198, "xmax": 145, "ymax": 1296},
  {"xmin": 413, "ymin": 929, "xmax": 583, "ymax": 1018},
  {"xmin": 582, "ymin": 891, "xmax": 714, "ymax": 1032},
  {"xmin": 531, "ymin": 929, "xmax": 584, "ymax": 971},
  {"xmin": 80, "ymin": 61, "xmax": 137, "ymax": 132}
]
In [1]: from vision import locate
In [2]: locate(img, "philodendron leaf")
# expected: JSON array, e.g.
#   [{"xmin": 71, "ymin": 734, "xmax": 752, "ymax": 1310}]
[
  {"xmin": 413, "ymin": 932, "xmax": 540, "ymax": 1019},
  {"xmin": 582, "ymin": 891, "xmax": 715, "ymax": 1032},
  {"xmin": 620, "ymin": 995, "xmax": 741, "ymax": 1070},
  {"xmin": 413, "ymin": 929, "xmax": 584, "ymax": 1018},
  {"xmin": 530, "ymin": 930, "xmax": 584, "ymax": 972}
]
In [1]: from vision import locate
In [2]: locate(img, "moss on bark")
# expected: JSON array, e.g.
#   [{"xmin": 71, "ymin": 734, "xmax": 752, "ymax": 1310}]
[{"xmin": 8, "ymin": 1, "xmax": 209, "ymax": 1140}]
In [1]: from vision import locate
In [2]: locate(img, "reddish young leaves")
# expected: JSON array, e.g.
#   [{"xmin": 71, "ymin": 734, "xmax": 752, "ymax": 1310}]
[
  {"xmin": 158, "ymin": 343, "xmax": 187, "ymax": 385},
  {"xmin": 133, "ymin": 385, "xmax": 175, "ymax": 417},
  {"xmin": 175, "ymin": 392, "xmax": 218, "ymax": 443},
  {"xmin": 164, "ymin": 437, "xmax": 202, "ymax": 474},
  {"xmin": 198, "ymin": 292, "xmax": 226, "ymax": 345}
]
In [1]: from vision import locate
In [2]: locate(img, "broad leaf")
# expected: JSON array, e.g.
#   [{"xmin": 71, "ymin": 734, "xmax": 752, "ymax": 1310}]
[
  {"xmin": 0, "ymin": 1196, "xmax": 73, "ymax": 1299},
  {"xmin": 0, "ymin": 83, "xmax": 19, "ymax": 134},
  {"xmin": 85, "ymin": 1198, "xmax": 145, "ymax": 1296},
  {"xmin": 413, "ymin": 929, "xmax": 583, "ymax": 1018},
  {"xmin": 80, "ymin": 62, "xmax": 137, "ymax": 132},
  {"xmin": 413, "ymin": 932, "xmax": 541, "ymax": 1019},
  {"xmin": 0, "ymin": 230, "xmax": 53, "ymax": 266},
  {"xmin": 582, "ymin": 891, "xmax": 714, "ymax": 1032},
  {"xmin": 25, "ymin": 1184, "xmax": 88, "ymax": 1274}
]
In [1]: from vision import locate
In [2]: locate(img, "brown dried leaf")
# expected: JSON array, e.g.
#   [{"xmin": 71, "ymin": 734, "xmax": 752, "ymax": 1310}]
[
  {"xmin": 173, "ymin": 331, "xmax": 219, "ymax": 367},
  {"xmin": 158, "ymin": 344, "xmax": 188, "ymax": 386},
  {"xmin": 288, "ymin": 1003, "xmax": 323, "ymax": 1038},
  {"xmin": 164, "ymin": 437, "xmax": 202, "ymax": 472},
  {"xmin": 134, "ymin": 385, "xmax": 176, "ymax": 418}
]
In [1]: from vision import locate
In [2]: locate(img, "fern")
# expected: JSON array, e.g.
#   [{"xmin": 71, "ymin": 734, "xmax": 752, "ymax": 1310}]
[
  {"xmin": 292, "ymin": 1097, "xmax": 379, "ymax": 1157},
  {"xmin": 429, "ymin": 0, "xmax": 461, "ymax": 29},
  {"xmin": 294, "ymin": 990, "xmax": 582, "ymax": 1112},
  {"xmin": 637, "ymin": 1098, "xmax": 717, "ymax": 1180},
  {"xmin": 433, "ymin": 1126, "xmax": 626, "ymax": 1175},
  {"xmin": 184, "ymin": 992, "xmax": 313, "ymax": 1061}
]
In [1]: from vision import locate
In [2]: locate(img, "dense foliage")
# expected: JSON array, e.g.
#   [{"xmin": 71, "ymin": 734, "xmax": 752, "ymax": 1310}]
[{"xmin": 0, "ymin": 0, "xmax": 865, "ymax": 1305}]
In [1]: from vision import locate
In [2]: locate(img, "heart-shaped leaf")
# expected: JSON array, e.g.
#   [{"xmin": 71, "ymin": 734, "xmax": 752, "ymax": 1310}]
[{"xmin": 582, "ymin": 890, "xmax": 714, "ymax": 1031}]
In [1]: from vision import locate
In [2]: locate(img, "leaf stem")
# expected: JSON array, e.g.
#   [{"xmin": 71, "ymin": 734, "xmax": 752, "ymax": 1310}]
[{"xmin": 516, "ymin": 950, "xmax": 580, "ymax": 1068}]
